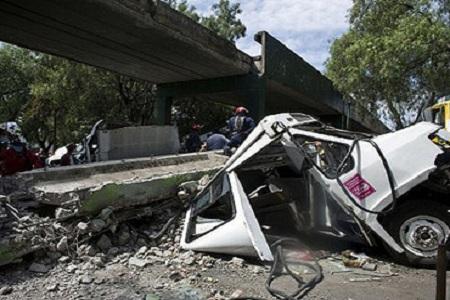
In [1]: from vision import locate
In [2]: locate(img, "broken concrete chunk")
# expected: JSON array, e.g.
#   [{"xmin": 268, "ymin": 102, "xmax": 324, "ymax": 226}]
[
  {"xmin": 178, "ymin": 181, "xmax": 199, "ymax": 194},
  {"xmin": 79, "ymin": 274, "xmax": 94, "ymax": 284},
  {"xmin": 128, "ymin": 257, "xmax": 148, "ymax": 268},
  {"xmin": 230, "ymin": 257, "xmax": 245, "ymax": 267},
  {"xmin": 0, "ymin": 286, "xmax": 13, "ymax": 295},
  {"xmin": 137, "ymin": 246, "xmax": 148, "ymax": 256},
  {"xmin": 77, "ymin": 222, "xmax": 89, "ymax": 233},
  {"xmin": 96, "ymin": 235, "xmax": 112, "ymax": 252},
  {"xmin": 56, "ymin": 236, "xmax": 68, "ymax": 252},
  {"xmin": 107, "ymin": 247, "xmax": 120, "ymax": 257},
  {"xmin": 362, "ymin": 262, "xmax": 378, "ymax": 271},
  {"xmin": 29, "ymin": 263, "xmax": 51, "ymax": 273},
  {"xmin": 66, "ymin": 264, "xmax": 78, "ymax": 273},
  {"xmin": 86, "ymin": 245, "xmax": 97, "ymax": 257},
  {"xmin": 98, "ymin": 207, "xmax": 113, "ymax": 221},
  {"xmin": 59, "ymin": 256, "xmax": 70, "ymax": 263},
  {"xmin": 116, "ymin": 225, "xmax": 131, "ymax": 246},
  {"xmin": 55, "ymin": 207, "xmax": 72, "ymax": 219},
  {"xmin": 90, "ymin": 219, "xmax": 106, "ymax": 232},
  {"xmin": 46, "ymin": 283, "xmax": 58, "ymax": 292}
]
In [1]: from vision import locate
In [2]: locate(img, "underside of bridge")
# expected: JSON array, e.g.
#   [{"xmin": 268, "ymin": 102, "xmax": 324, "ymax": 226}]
[{"xmin": 0, "ymin": 0, "xmax": 388, "ymax": 133}]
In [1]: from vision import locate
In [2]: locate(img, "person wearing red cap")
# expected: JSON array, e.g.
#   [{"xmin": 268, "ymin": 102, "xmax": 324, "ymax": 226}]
[
  {"xmin": 224, "ymin": 106, "xmax": 256, "ymax": 155},
  {"xmin": 185, "ymin": 124, "xmax": 203, "ymax": 153}
]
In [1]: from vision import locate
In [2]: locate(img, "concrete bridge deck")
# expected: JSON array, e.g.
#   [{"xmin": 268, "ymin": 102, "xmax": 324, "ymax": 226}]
[
  {"xmin": 0, "ymin": 0, "xmax": 387, "ymax": 133},
  {"xmin": 0, "ymin": 0, "xmax": 253, "ymax": 83}
]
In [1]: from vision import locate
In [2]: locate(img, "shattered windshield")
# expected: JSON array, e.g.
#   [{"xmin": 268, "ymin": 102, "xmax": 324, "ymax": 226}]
[{"xmin": 294, "ymin": 136, "xmax": 354, "ymax": 178}]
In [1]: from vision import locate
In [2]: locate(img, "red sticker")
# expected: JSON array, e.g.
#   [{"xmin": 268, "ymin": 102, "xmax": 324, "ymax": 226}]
[{"xmin": 343, "ymin": 174, "xmax": 376, "ymax": 201}]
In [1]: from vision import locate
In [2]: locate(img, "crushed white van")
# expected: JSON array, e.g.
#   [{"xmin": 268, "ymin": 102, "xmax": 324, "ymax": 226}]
[{"xmin": 181, "ymin": 113, "xmax": 450, "ymax": 266}]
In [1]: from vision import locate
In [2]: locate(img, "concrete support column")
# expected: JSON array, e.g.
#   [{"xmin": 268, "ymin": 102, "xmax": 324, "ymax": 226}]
[
  {"xmin": 245, "ymin": 77, "xmax": 266, "ymax": 122},
  {"xmin": 153, "ymin": 95, "xmax": 173, "ymax": 125}
]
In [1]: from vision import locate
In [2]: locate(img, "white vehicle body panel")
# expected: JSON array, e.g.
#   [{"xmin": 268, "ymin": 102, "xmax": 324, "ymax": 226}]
[
  {"xmin": 181, "ymin": 114, "xmax": 445, "ymax": 260},
  {"xmin": 181, "ymin": 172, "xmax": 273, "ymax": 260}
]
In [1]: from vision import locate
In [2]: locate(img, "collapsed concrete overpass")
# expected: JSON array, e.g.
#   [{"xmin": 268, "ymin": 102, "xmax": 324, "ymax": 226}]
[{"xmin": 0, "ymin": 0, "xmax": 388, "ymax": 133}]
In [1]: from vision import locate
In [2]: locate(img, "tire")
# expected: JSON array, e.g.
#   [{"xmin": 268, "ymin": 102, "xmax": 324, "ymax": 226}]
[{"xmin": 383, "ymin": 200, "xmax": 450, "ymax": 267}]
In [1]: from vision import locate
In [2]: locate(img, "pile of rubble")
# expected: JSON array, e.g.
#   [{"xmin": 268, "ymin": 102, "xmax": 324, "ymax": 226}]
[
  {"xmin": 0, "ymin": 192, "xmax": 178, "ymax": 265},
  {"xmin": 0, "ymin": 202, "xmax": 268, "ymax": 299}
]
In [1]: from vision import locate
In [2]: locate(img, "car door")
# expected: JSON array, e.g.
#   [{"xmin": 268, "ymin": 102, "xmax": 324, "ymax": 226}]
[{"xmin": 181, "ymin": 171, "xmax": 273, "ymax": 261}]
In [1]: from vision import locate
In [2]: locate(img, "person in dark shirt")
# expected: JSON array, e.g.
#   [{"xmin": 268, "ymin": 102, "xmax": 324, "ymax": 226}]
[
  {"xmin": 61, "ymin": 144, "xmax": 76, "ymax": 166},
  {"xmin": 185, "ymin": 124, "xmax": 203, "ymax": 153},
  {"xmin": 224, "ymin": 106, "xmax": 256, "ymax": 155},
  {"xmin": 206, "ymin": 131, "xmax": 229, "ymax": 151}
]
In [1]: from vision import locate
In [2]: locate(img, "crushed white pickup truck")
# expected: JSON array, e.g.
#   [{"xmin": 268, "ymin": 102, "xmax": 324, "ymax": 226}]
[{"xmin": 181, "ymin": 113, "xmax": 450, "ymax": 267}]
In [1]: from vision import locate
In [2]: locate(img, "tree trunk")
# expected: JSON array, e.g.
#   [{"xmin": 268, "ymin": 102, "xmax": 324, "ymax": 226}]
[{"xmin": 386, "ymin": 100, "xmax": 404, "ymax": 130}]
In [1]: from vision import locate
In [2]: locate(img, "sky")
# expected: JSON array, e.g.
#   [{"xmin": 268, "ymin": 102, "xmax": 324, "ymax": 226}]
[{"xmin": 190, "ymin": 0, "xmax": 353, "ymax": 71}]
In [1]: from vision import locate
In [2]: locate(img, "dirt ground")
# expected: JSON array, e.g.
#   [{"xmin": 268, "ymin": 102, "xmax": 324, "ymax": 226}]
[{"xmin": 0, "ymin": 234, "xmax": 444, "ymax": 300}]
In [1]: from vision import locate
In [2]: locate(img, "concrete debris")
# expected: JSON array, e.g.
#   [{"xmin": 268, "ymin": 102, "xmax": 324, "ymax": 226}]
[
  {"xmin": 28, "ymin": 263, "xmax": 51, "ymax": 273},
  {"xmin": 230, "ymin": 289, "xmax": 244, "ymax": 298},
  {"xmin": 56, "ymin": 236, "xmax": 68, "ymax": 252},
  {"xmin": 55, "ymin": 207, "xmax": 72, "ymax": 219},
  {"xmin": 79, "ymin": 274, "xmax": 94, "ymax": 284},
  {"xmin": 66, "ymin": 264, "xmax": 78, "ymax": 273},
  {"xmin": 230, "ymin": 257, "xmax": 245, "ymax": 267},
  {"xmin": 46, "ymin": 283, "xmax": 59, "ymax": 291},
  {"xmin": 96, "ymin": 235, "xmax": 113, "ymax": 252},
  {"xmin": 77, "ymin": 222, "xmax": 89, "ymax": 232},
  {"xmin": 90, "ymin": 219, "xmax": 107, "ymax": 232},
  {"xmin": 128, "ymin": 257, "xmax": 148, "ymax": 268},
  {"xmin": 0, "ymin": 286, "xmax": 13, "ymax": 295}
]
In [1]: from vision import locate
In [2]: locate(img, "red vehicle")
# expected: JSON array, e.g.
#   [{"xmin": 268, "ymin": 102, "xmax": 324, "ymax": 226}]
[
  {"xmin": 0, "ymin": 143, "xmax": 44, "ymax": 176},
  {"xmin": 0, "ymin": 122, "xmax": 44, "ymax": 176}
]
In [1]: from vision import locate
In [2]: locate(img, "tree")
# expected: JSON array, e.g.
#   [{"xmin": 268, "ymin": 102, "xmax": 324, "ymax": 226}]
[
  {"xmin": 164, "ymin": 0, "xmax": 248, "ymax": 44},
  {"xmin": 201, "ymin": 0, "xmax": 246, "ymax": 43},
  {"xmin": 165, "ymin": 0, "xmax": 200, "ymax": 22},
  {"xmin": 0, "ymin": 45, "xmax": 35, "ymax": 122},
  {"xmin": 326, "ymin": 0, "xmax": 450, "ymax": 129}
]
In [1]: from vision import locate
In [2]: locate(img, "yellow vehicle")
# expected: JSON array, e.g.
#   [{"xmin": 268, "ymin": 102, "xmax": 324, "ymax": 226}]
[{"xmin": 423, "ymin": 95, "xmax": 450, "ymax": 131}]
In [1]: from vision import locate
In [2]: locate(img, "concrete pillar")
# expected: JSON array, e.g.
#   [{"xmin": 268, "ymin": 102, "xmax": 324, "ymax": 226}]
[
  {"xmin": 153, "ymin": 95, "xmax": 173, "ymax": 125},
  {"xmin": 245, "ymin": 77, "xmax": 266, "ymax": 122}
]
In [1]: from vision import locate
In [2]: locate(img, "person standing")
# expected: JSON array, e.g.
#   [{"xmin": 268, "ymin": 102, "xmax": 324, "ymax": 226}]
[
  {"xmin": 185, "ymin": 124, "xmax": 203, "ymax": 153},
  {"xmin": 224, "ymin": 106, "xmax": 256, "ymax": 155}
]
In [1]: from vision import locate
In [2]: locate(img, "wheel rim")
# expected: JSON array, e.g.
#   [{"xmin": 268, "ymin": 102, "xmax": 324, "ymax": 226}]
[{"xmin": 399, "ymin": 215, "xmax": 449, "ymax": 258}]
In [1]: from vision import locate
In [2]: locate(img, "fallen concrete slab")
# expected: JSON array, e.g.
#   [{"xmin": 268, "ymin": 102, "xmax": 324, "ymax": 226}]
[
  {"xmin": 1, "ymin": 153, "xmax": 226, "ymax": 211},
  {"xmin": 0, "ymin": 152, "xmax": 227, "ymax": 267},
  {"xmin": 33, "ymin": 153, "xmax": 226, "ymax": 215}
]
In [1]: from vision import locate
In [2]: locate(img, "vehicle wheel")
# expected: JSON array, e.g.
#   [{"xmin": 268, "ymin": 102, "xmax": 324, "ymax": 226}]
[{"xmin": 383, "ymin": 201, "xmax": 450, "ymax": 267}]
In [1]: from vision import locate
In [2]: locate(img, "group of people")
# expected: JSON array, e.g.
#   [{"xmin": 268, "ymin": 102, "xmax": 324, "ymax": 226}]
[{"xmin": 185, "ymin": 106, "xmax": 256, "ymax": 155}]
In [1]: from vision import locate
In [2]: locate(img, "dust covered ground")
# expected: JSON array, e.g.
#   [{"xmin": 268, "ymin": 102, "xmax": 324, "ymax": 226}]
[{"xmin": 0, "ymin": 214, "xmax": 443, "ymax": 300}]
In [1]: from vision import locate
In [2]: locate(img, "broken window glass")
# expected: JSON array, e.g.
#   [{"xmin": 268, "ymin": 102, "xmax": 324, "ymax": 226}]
[
  {"xmin": 294, "ymin": 136, "xmax": 354, "ymax": 178},
  {"xmin": 187, "ymin": 173, "xmax": 235, "ymax": 242}
]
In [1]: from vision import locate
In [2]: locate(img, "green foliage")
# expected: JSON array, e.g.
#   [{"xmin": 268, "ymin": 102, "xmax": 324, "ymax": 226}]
[
  {"xmin": 326, "ymin": 0, "xmax": 450, "ymax": 129},
  {"xmin": 201, "ymin": 0, "xmax": 246, "ymax": 43},
  {"xmin": 0, "ymin": 50, "xmax": 157, "ymax": 149},
  {"xmin": 164, "ymin": 0, "xmax": 246, "ymax": 42},
  {"xmin": 165, "ymin": 0, "xmax": 201, "ymax": 22},
  {"xmin": 0, "ymin": 45, "xmax": 34, "ymax": 121}
]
